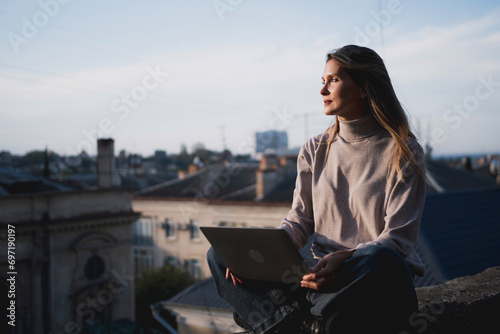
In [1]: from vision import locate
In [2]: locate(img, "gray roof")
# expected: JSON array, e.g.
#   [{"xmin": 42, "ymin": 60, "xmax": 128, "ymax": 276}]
[
  {"xmin": 135, "ymin": 162, "xmax": 260, "ymax": 201},
  {"xmin": 419, "ymin": 187, "xmax": 500, "ymax": 280},
  {"xmin": 163, "ymin": 277, "xmax": 230, "ymax": 310},
  {"xmin": 0, "ymin": 166, "xmax": 75, "ymax": 196},
  {"xmin": 426, "ymin": 160, "xmax": 498, "ymax": 193}
]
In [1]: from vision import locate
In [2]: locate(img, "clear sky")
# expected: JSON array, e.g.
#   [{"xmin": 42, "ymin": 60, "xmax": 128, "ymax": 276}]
[{"xmin": 1, "ymin": 0, "xmax": 499, "ymax": 157}]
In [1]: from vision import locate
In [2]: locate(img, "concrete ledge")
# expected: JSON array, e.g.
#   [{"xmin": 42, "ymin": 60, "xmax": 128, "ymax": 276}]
[{"xmin": 408, "ymin": 266, "xmax": 500, "ymax": 333}]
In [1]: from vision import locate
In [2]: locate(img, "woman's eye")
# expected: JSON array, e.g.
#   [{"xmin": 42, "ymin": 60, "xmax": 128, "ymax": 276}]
[{"xmin": 322, "ymin": 78, "xmax": 338, "ymax": 84}]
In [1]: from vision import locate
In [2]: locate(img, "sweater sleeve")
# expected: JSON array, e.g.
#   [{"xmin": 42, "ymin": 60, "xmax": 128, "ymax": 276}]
[
  {"xmin": 355, "ymin": 140, "xmax": 426, "ymax": 258},
  {"xmin": 280, "ymin": 141, "xmax": 316, "ymax": 249}
]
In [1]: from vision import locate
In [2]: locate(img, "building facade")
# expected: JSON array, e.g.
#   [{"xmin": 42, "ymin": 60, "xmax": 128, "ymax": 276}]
[{"xmin": 0, "ymin": 189, "xmax": 139, "ymax": 334}]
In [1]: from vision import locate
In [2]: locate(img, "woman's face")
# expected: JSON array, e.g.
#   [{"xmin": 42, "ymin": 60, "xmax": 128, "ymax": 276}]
[{"xmin": 320, "ymin": 59, "xmax": 367, "ymax": 121}]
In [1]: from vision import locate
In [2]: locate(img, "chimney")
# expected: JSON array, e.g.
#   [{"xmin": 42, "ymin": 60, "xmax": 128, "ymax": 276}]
[
  {"xmin": 178, "ymin": 170, "xmax": 186, "ymax": 180},
  {"xmin": 259, "ymin": 154, "xmax": 278, "ymax": 170},
  {"xmin": 188, "ymin": 164, "xmax": 200, "ymax": 174},
  {"xmin": 279, "ymin": 155, "xmax": 297, "ymax": 174},
  {"xmin": 255, "ymin": 153, "xmax": 287, "ymax": 200},
  {"xmin": 97, "ymin": 138, "xmax": 121, "ymax": 189}
]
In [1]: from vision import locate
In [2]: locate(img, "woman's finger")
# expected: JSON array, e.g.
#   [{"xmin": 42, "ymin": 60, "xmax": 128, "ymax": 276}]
[
  {"xmin": 301, "ymin": 273, "xmax": 336, "ymax": 290},
  {"xmin": 231, "ymin": 273, "xmax": 238, "ymax": 285},
  {"xmin": 226, "ymin": 269, "xmax": 244, "ymax": 285}
]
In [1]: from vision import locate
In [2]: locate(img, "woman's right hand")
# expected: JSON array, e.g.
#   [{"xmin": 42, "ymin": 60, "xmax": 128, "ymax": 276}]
[{"xmin": 226, "ymin": 268, "xmax": 244, "ymax": 285}]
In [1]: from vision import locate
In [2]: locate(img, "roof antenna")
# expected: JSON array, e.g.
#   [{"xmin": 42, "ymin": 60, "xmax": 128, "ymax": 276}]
[{"xmin": 220, "ymin": 125, "xmax": 227, "ymax": 151}]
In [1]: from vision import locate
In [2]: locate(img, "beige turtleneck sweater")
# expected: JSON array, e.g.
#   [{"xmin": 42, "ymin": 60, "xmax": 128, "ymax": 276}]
[{"xmin": 280, "ymin": 114, "xmax": 426, "ymax": 276}]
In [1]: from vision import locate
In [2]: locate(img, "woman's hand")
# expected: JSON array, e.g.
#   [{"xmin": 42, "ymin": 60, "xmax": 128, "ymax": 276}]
[
  {"xmin": 301, "ymin": 249, "xmax": 355, "ymax": 290},
  {"xmin": 226, "ymin": 268, "xmax": 244, "ymax": 286}
]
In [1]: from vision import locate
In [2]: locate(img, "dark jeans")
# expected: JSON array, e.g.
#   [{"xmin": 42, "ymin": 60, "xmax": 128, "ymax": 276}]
[{"xmin": 207, "ymin": 245, "xmax": 417, "ymax": 333}]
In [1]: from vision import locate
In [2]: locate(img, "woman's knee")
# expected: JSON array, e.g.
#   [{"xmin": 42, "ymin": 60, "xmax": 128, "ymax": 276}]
[
  {"xmin": 352, "ymin": 245, "xmax": 414, "ymax": 282},
  {"xmin": 206, "ymin": 247, "xmax": 227, "ymax": 281},
  {"xmin": 206, "ymin": 246, "xmax": 223, "ymax": 268},
  {"xmin": 206, "ymin": 246, "xmax": 216, "ymax": 262}
]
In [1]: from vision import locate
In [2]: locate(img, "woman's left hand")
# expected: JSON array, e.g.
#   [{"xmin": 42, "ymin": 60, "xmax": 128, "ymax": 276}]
[{"xmin": 301, "ymin": 249, "xmax": 355, "ymax": 290}]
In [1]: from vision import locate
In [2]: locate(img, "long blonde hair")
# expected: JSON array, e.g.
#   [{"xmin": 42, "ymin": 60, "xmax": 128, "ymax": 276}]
[{"xmin": 325, "ymin": 45, "xmax": 424, "ymax": 181}]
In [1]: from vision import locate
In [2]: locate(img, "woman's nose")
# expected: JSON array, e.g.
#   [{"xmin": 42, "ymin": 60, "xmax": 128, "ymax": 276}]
[{"xmin": 320, "ymin": 84, "xmax": 329, "ymax": 96}]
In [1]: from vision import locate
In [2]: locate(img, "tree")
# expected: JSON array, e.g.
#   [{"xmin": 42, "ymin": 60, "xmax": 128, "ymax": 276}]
[
  {"xmin": 135, "ymin": 264, "xmax": 196, "ymax": 331},
  {"xmin": 24, "ymin": 149, "xmax": 58, "ymax": 165}
]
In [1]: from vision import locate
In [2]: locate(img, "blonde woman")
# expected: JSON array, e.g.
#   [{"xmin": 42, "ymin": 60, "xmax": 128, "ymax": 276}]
[{"xmin": 208, "ymin": 45, "xmax": 426, "ymax": 334}]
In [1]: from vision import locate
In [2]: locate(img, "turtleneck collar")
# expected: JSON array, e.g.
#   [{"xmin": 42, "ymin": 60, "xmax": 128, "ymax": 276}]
[{"xmin": 338, "ymin": 113, "xmax": 383, "ymax": 142}]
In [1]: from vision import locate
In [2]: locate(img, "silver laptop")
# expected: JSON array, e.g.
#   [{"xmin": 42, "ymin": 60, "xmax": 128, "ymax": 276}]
[{"xmin": 201, "ymin": 226, "xmax": 310, "ymax": 282}]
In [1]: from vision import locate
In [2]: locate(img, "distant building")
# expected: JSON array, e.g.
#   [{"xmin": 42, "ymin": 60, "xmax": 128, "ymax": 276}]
[
  {"xmin": 0, "ymin": 150, "xmax": 12, "ymax": 168},
  {"xmin": 254, "ymin": 130, "xmax": 288, "ymax": 157},
  {"xmin": 117, "ymin": 149, "xmax": 127, "ymax": 169},
  {"xmin": 154, "ymin": 150, "xmax": 167, "ymax": 162},
  {"xmin": 0, "ymin": 139, "xmax": 140, "ymax": 334},
  {"xmin": 128, "ymin": 154, "xmax": 143, "ymax": 176}
]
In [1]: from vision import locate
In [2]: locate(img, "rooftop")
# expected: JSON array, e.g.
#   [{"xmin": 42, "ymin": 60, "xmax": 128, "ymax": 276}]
[
  {"xmin": 162, "ymin": 277, "xmax": 230, "ymax": 310},
  {"xmin": 0, "ymin": 166, "xmax": 76, "ymax": 196},
  {"xmin": 135, "ymin": 162, "xmax": 261, "ymax": 201},
  {"xmin": 426, "ymin": 160, "xmax": 498, "ymax": 193},
  {"xmin": 420, "ymin": 187, "xmax": 500, "ymax": 280}
]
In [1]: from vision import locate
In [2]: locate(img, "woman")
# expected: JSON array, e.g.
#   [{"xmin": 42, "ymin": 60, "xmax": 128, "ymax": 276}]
[{"xmin": 207, "ymin": 45, "xmax": 426, "ymax": 334}]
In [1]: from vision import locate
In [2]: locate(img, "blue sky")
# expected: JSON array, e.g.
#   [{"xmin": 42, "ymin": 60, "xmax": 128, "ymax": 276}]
[{"xmin": 1, "ymin": 0, "xmax": 499, "ymax": 157}]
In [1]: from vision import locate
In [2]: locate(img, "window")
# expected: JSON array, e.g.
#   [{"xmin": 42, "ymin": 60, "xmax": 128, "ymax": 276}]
[
  {"xmin": 189, "ymin": 220, "xmax": 200, "ymax": 240},
  {"xmin": 84, "ymin": 256, "xmax": 105, "ymax": 280},
  {"xmin": 188, "ymin": 259, "xmax": 202, "ymax": 279},
  {"xmin": 134, "ymin": 248, "xmax": 154, "ymax": 277},
  {"xmin": 218, "ymin": 221, "xmax": 242, "ymax": 227},
  {"xmin": 133, "ymin": 217, "xmax": 154, "ymax": 246},
  {"xmin": 162, "ymin": 219, "xmax": 176, "ymax": 239},
  {"xmin": 164, "ymin": 256, "xmax": 177, "ymax": 268}
]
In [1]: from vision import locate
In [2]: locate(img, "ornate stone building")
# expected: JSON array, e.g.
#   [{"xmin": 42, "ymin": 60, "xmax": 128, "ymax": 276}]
[
  {"xmin": 0, "ymin": 138, "xmax": 139, "ymax": 334},
  {"xmin": 0, "ymin": 187, "xmax": 139, "ymax": 334}
]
